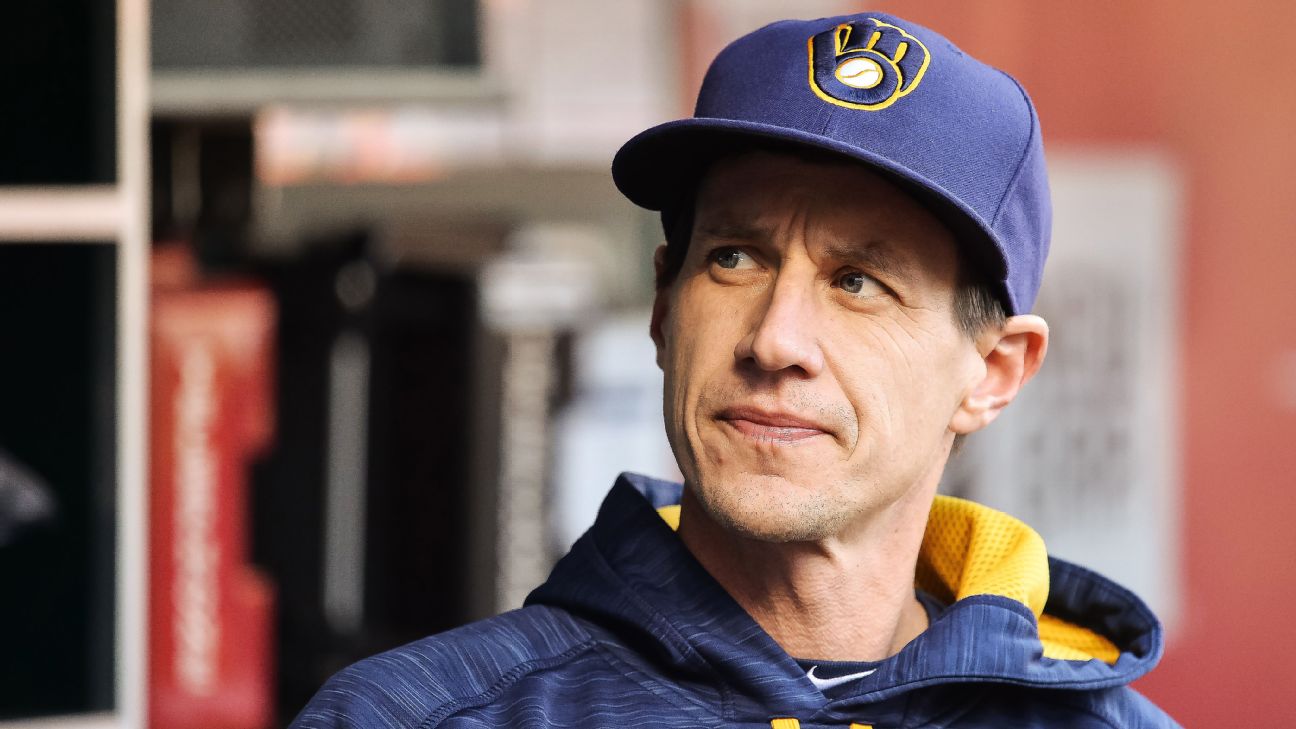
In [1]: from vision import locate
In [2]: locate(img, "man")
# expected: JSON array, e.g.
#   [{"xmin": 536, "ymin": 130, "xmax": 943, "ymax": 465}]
[{"xmin": 294, "ymin": 11, "xmax": 1178, "ymax": 728}]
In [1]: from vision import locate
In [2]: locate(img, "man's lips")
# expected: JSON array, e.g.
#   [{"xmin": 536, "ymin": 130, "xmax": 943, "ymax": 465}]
[{"xmin": 717, "ymin": 406, "xmax": 832, "ymax": 444}]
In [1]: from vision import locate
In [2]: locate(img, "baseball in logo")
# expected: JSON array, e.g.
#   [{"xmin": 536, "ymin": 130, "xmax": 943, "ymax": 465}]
[{"xmin": 807, "ymin": 18, "xmax": 930, "ymax": 111}]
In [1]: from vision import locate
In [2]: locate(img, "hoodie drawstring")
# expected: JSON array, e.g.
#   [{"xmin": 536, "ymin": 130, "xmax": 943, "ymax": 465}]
[{"xmin": 767, "ymin": 716, "xmax": 870, "ymax": 721}]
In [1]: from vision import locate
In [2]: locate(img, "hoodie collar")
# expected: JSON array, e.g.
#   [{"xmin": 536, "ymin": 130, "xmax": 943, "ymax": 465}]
[{"xmin": 528, "ymin": 473, "xmax": 1164, "ymax": 720}]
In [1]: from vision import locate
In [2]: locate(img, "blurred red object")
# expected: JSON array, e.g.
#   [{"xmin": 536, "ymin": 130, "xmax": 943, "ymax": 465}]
[{"xmin": 149, "ymin": 245, "xmax": 277, "ymax": 729}]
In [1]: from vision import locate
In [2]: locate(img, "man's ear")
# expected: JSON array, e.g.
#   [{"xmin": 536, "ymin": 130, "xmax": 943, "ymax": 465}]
[
  {"xmin": 649, "ymin": 245, "xmax": 670, "ymax": 370},
  {"xmin": 949, "ymin": 314, "xmax": 1049, "ymax": 435}
]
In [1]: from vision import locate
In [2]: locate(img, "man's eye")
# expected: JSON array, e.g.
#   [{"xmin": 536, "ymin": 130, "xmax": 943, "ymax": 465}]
[
  {"xmin": 712, "ymin": 247, "xmax": 753, "ymax": 270},
  {"xmin": 837, "ymin": 270, "xmax": 882, "ymax": 296}
]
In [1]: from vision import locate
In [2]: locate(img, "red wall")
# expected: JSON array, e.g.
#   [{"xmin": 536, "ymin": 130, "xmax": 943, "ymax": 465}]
[{"xmin": 883, "ymin": 1, "xmax": 1296, "ymax": 723}]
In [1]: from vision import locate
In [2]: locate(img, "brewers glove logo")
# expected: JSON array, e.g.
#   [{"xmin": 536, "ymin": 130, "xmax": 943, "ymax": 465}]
[{"xmin": 808, "ymin": 18, "xmax": 930, "ymax": 111}]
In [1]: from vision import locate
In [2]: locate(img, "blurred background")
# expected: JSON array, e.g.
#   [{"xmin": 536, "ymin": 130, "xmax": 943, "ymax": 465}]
[{"xmin": 0, "ymin": 0, "xmax": 1292, "ymax": 726}]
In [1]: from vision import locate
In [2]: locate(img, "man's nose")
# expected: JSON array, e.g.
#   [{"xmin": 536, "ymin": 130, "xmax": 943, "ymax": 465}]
[{"xmin": 733, "ymin": 273, "xmax": 825, "ymax": 377}]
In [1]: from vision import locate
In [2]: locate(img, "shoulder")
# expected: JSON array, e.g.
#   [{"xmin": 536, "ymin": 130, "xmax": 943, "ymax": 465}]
[
  {"xmin": 289, "ymin": 605, "xmax": 595, "ymax": 729},
  {"xmin": 1019, "ymin": 685, "xmax": 1182, "ymax": 728},
  {"xmin": 947, "ymin": 684, "xmax": 1180, "ymax": 728},
  {"xmin": 1063, "ymin": 685, "xmax": 1182, "ymax": 729}
]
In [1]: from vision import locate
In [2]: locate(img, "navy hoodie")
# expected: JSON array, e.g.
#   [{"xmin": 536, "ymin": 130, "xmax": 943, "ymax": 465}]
[{"xmin": 293, "ymin": 473, "xmax": 1179, "ymax": 728}]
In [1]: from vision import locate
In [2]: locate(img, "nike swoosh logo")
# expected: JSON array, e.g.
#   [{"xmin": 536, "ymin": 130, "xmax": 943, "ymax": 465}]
[{"xmin": 806, "ymin": 665, "xmax": 878, "ymax": 691}]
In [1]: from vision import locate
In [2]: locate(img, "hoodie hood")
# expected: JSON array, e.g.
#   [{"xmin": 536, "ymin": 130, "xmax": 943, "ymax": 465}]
[{"xmin": 527, "ymin": 473, "xmax": 1164, "ymax": 723}]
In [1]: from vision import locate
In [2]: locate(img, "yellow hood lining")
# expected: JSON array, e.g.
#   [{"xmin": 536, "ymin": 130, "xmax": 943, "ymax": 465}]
[{"xmin": 655, "ymin": 495, "xmax": 1119, "ymax": 665}]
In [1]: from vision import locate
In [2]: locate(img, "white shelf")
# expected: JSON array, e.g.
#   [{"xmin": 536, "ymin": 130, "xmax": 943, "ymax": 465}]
[
  {"xmin": 116, "ymin": 0, "xmax": 150, "ymax": 724},
  {"xmin": 0, "ymin": 187, "xmax": 123, "ymax": 242},
  {"xmin": 152, "ymin": 68, "xmax": 500, "ymax": 115}
]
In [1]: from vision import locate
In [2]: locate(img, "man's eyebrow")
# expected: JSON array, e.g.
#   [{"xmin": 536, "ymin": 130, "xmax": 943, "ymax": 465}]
[
  {"xmin": 822, "ymin": 239, "xmax": 919, "ymax": 284},
  {"xmin": 694, "ymin": 219, "xmax": 921, "ymax": 283},
  {"xmin": 693, "ymin": 217, "xmax": 775, "ymax": 245}
]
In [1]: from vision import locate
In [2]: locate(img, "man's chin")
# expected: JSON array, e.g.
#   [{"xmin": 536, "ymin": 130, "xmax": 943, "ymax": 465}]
[{"xmin": 688, "ymin": 475, "xmax": 849, "ymax": 543}]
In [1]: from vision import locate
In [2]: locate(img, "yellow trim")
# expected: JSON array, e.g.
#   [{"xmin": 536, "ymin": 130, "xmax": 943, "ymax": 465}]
[
  {"xmin": 1040, "ymin": 613, "xmax": 1121, "ymax": 664},
  {"xmin": 834, "ymin": 23, "xmax": 852, "ymax": 55},
  {"xmin": 915, "ymin": 496, "xmax": 1120, "ymax": 665},
  {"xmin": 770, "ymin": 719, "xmax": 801, "ymax": 729},
  {"xmin": 655, "ymin": 494, "xmax": 1122, "ymax": 665},
  {"xmin": 914, "ymin": 495, "xmax": 1049, "ymax": 615},
  {"xmin": 850, "ymin": 724, "xmax": 874, "ymax": 729},
  {"xmin": 806, "ymin": 17, "xmax": 931, "ymax": 112}
]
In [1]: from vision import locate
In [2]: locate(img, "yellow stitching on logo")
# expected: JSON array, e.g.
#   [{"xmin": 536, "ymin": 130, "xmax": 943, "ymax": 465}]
[
  {"xmin": 807, "ymin": 17, "xmax": 931, "ymax": 112},
  {"xmin": 873, "ymin": 19, "xmax": 930, "ymax": 100},
  {"xmin": 834, "ymin": 23, "xmax": 852, "ymax": 55}
]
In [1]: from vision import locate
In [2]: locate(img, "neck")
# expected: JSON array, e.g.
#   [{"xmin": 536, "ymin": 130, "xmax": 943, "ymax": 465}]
[{"xmin": 677, "ymin": 468, "xmax": 944, "ymax": 662}]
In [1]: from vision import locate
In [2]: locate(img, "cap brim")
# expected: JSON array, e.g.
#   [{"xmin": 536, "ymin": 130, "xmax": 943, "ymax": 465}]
[{"xmin": 612, "ymin": 117, "xmax": 1012, "ymax": 311}]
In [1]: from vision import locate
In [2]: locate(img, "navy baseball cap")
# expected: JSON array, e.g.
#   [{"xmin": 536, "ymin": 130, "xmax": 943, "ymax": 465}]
[{"xmin": 612, "ymin": 12, "xmax": 1051, "ymax": 315}]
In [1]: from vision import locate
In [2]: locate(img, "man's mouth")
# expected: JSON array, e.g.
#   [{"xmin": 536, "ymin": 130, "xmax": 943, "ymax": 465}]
[{"xmin": 717, "ymin": 406, "xmax": 832, "ymax": 444}]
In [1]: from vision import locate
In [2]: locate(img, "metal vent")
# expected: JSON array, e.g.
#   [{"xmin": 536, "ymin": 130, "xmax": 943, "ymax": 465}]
[
  {"xmin": 152, "ymin": 0, "xmax": 478, "ymax": 69},
  {"xmin": 250, "ymin": 0, "xmax": 360, "ymax": 60}
]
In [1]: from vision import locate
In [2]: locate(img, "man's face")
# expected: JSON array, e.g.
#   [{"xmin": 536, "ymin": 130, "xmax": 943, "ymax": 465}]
[{"xmin": 652, "ymin": 150, "xmax": 988, "ymax": 543}]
